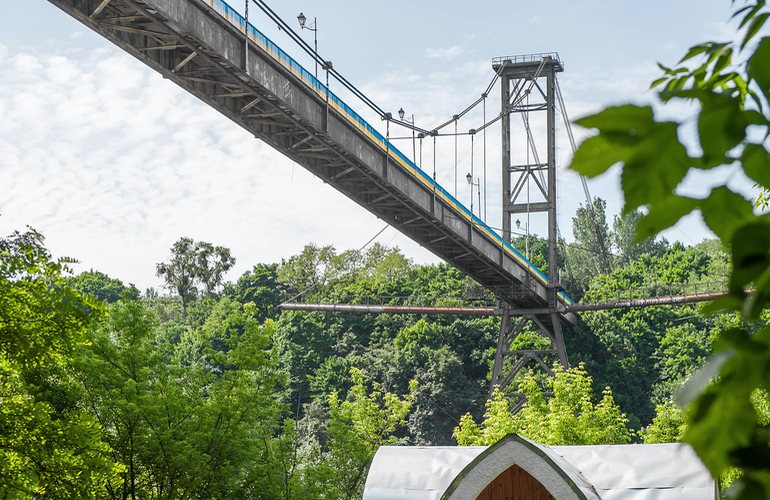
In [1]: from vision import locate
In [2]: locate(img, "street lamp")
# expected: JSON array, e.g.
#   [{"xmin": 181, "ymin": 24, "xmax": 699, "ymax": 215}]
[
  {"xmin": 515, "ymin": 218, "xmax": 530, "ymax": 261},
  {"xmin": 398, "ymin": 107, "xmax": 417, "ymax": 165},
  {"xmin": 466, "ymin": 173, "xmax": 481, "ymax": 218},
  {"xmin": 297, "ymin": 12, "xmax": 318, "ymax": 78}
]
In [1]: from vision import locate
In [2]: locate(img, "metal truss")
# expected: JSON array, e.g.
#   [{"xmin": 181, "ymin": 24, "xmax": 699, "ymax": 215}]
[
  {"xmin": 493, "ymin": 54, "xmax": 568, "ymax": 402},
  {"xmin": 490, "ymin": 299, "xmax": 568, "ymax": 404}
]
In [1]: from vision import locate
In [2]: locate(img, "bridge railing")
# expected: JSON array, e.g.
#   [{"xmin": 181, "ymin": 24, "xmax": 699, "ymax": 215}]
[
  {"xmin": 581, "ymin": 280, "xmax": 729, "ymax": 304},
  {"xmin": 492, "ymin": 52, "xmax": 563, "ymax": 67}
]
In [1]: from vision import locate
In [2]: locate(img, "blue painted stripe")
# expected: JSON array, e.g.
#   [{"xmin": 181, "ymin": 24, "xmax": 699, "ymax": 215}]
[{"xmin": 204, "ymin": 0, "xmax": 573, "ymax": 305}]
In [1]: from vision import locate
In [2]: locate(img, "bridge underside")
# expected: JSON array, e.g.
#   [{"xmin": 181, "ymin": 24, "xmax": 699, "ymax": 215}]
[{"xmin": 47, "ymin": 0, "xmax": 574, "ymax": 316}]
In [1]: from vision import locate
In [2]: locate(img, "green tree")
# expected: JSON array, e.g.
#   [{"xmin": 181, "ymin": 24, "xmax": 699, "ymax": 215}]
[
  {"xmin": 570, "ymin": 1, "xmax": 770, "ymax": 494},
  {"xmin": 612, "ymin": 210, "xmax": 667, "ymax": 264},
  {"xmin": 68, "ymin": 270, "xmax": 139, "ymax": 303},
  {"xmin": 453, "ymin": 388, "xmax": 517, "ymax": 447},
  {"xmin": 177, "ymin": 300, "xmax": 287, "ymax": 498},
  {"xmin": 654, "ymin": 323, "xmax": 714, "ymax": 399},
  {"xmin": 193, "ymin": 241, "xmax": 235, "ymax": 296},
  {"xmin": 277, "ymin": 244, "xmax": 352, "ymax": 300},
  {"xmin": 564, "ymin": 197, "xmax": 612, "ymax": 295},
  {"xmin": 76, "ymin": 297, "xmax": 287, "ymax": 499},
  {"xmin": 225, "ymin": 263, "xmax": 284, "ymax": 322},
  {"xmin": 642, "ymin": 402, "xmax": 686, "ymax": 444},
  {"xmin": 304, "ymin": 367, "xmax": 415, "ymax": 499},
  {"xmin": 156, "ymin": 237, "xmax": 236, "ymax": 321},
  {"xmin": 361, "ymin": 243, "xmax": 412, "ymax": 287},
  {"xmin": 454, "ymin": 364, "xmax": 631, "ymax": 446},
  {"xmin": 388, "ymin": 319, "xmax": 493, "ymax": 445},
  {"xmin": 569, "ymin": 242, "xmax": 723, "ymax": 425},
  {"xmin": 156, "ymin": 237, "xmax": 199, "ymax": 321},
  {"xmin": 74, "ymin": 298, "xmax": 158, "ymax": 499},
  {"xmin": 0, "ymin": 229, "xmax": 120, "ymax": 498}
]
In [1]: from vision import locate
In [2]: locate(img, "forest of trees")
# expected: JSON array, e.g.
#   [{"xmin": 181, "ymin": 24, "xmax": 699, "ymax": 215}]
[{"xmin": 2, "ymin": 198, "xmax": 757, "ymax": 498}]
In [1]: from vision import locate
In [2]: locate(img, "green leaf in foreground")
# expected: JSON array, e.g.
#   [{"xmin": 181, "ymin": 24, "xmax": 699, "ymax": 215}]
[
  {"xmin": 637, "ymin": 196, "xmax": 699, "ymax": 241},
  {"xmin": 748, "ymin": 37, "xmax": 770, "ymax": 102}
]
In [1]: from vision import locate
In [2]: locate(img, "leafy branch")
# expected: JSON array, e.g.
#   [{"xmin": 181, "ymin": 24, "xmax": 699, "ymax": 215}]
[{"xmin": 570, "ymin": 1, "xmax": 770, "ymax": 497}]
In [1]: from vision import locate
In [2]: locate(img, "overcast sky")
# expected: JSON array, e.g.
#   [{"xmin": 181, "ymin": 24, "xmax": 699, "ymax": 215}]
[{"xmin": 0, "ymin": 0, "xmax": 753, "ymax": 291}]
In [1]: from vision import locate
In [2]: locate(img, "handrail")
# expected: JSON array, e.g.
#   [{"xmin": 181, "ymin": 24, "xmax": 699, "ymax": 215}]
[{"xmin": 492, "ymin": 52, "xmax": 563, "ymax": 67}]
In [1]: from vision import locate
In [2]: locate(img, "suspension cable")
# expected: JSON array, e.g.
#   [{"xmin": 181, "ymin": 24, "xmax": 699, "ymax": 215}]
[
  {"xmin": 454, "ymin": 117, "xmax": 458, "ymax": 196},
  {"xmin": 555, "ymin": 78, "xmax": 592, "ymax": 203},
  {"xmin": 555, "ymin": 77, "xmax": 611, "ymax": 273},
  {"xmin": 385, "ymin": 118, "xmax": 390, "ymax": 171},
  {"xmin": 433, "ymin": 134, "xmax": 437, "ymax": 202},
  {"xmin": 482, "ymin": 94, "xmax": 487, "ymax": 220},
  {"xmin": 419, "ymin": 135, "xmax": 423, "ymax": 167},
  {"xmin": 250, "ymin": 0, "xmax": 392, "ymax": 120},
  {"xmin": 428, "ymin": 67, "xmax": 502, "ymax": 133},
  {"xmin": 470, "ymin": 132, "xmax": 475, "ymax": 215}
]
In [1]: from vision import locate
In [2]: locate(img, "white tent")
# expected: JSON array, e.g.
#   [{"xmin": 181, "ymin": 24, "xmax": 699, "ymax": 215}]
[{"xmin": 363, "ymin": 434, "xmax": 718, "ymax": 500}]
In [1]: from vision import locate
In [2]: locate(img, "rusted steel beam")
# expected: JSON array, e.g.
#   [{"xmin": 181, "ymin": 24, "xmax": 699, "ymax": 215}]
[
  {"xmin": 280, "ymin": 290, "xmax": 733, "ymax": 317},
  {"xmin": 279, "ymin": 303, "xmax": 500, "ymax": 316},
  {"xmin": 568, "ymin": 291, "xmax": 728, "ymax": 312}
]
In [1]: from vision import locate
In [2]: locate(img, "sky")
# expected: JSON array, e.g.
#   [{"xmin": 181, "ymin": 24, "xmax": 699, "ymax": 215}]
[{"xmin": 0, "ymin": 0, "xmax": 752, "ymax": 291}]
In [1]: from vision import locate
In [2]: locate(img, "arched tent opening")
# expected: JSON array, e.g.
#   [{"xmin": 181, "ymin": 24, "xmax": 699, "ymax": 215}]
[
  {"xmin": 474, "ymin": 464, "xmax": 561, "ymax": 499},
  {"xmin": 442, "ymin": 434, "xmax": 596, "ymax": 500}
]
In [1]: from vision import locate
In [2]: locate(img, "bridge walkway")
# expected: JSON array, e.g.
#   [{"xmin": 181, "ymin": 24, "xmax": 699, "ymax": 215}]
[{"xmin": 48, "ymin": 0, "xmax": 574, "ymax": 322}]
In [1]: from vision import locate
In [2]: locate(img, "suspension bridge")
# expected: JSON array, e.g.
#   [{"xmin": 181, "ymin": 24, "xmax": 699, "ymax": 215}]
[{"xmin": 47, "ymin": 0, "xmax": 727, "ymax": 394}]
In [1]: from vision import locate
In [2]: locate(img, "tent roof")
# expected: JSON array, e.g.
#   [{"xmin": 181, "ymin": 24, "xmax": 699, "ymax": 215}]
[
  {"xmin": 363, "ymin": 436, "xmax": 716, "ymax": 500},
  {"xmin": 550, "ymin": 443, "xmax": 716, "ymax": 499}
]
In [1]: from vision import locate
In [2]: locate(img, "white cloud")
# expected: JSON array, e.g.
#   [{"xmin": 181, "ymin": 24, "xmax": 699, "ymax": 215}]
[
  {"xmin": 10, "ymin": 52, "xmax": 43, "ymax": 75},
  {"xmin": 529, "ymin": 15, "xmax": 544, "ymax": 25},
  {"xmin": 0, "ymin": 43, "xmax": 439, "ymax": 290},
  {"xmin": 424, "ymin": 44, "xmax": 467, "ymax": 60}
]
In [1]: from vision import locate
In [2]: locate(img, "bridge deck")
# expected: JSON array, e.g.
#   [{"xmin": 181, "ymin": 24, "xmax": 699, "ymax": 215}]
[{"xmin": 48, "ymin": 0, "xmax": 573, "ymax": 312}]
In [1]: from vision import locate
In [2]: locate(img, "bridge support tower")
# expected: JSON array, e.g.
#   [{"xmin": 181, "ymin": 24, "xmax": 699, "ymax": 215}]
[{"xmin": 491, "ymin": 54, "xmax": 568, "ymax": 398}]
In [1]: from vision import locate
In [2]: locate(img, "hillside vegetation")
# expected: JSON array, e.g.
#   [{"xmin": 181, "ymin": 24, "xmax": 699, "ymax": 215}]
[{"xmin": 3, "ymin": 198, "xmax": 754, "ymax": 498}]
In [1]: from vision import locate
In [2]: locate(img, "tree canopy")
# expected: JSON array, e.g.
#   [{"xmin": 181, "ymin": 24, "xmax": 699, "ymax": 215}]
[
  {"xmin": 0, "ymin": 229, "xmax": 121, "ymax": 498},
  {"xmin": 0, "ymin": 221, "xmax": 740, "ymax": 498},
  {"xmin": 156, "ymin": 237, "xmax": 236, "ymax": 321},
  {"xmin": 454, "ymin": 364, "xmax": 631, "ymax": 446}
]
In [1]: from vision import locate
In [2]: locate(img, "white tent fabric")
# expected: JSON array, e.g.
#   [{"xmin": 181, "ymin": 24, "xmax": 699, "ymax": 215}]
[
  {"xmin": 364, "ymin": 446, "xmax": 485, "ymax": 500},
  {"xmin": 551, "ymin": 443, "xmax": 717, "ymax": 500},
  {"xmin": 363, "ymin": 438, "xmax": 717, "ymax": 500}
]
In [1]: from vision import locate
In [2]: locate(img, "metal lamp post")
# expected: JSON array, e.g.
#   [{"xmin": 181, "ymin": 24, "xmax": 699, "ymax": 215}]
[
  {"xmin": 466, "ymin": 173, "xmax": 481, "ymax": 218},
  {"xmin": 398, "ymin": 107, "xmax": 417, "ymax": 165},
  {"xmin": 297, "ymin": 12, "xmax": 318, "ymax": 78},
  {"xmin": 516, "ymin": 218, "xmax": 530, "ymax": 261}
]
